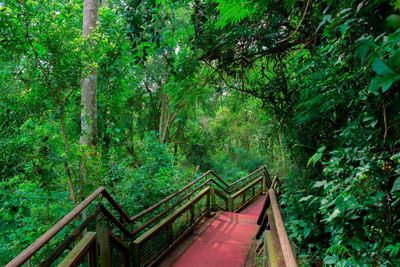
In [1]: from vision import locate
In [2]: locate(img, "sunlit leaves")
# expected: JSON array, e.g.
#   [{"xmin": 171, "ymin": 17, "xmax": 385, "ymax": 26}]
[
  {"xmin": 384, "ymin": 243, "xmax": 400, "ymax": 257},
  {"xmin": 307, "ymin": 146, "xmax": 326, "ymax": 167}
]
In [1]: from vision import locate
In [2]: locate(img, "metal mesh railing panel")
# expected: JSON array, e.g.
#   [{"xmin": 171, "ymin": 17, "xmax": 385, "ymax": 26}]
[{"xmin": 138, "ymin": 227, "xmax": 169, "ymax": 266}]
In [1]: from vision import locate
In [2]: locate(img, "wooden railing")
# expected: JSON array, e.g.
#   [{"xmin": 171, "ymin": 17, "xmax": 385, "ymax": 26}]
[
  {"xmin": 255, "ymin": 177, "xmax": 297, "ymax": 267},
  {"xmin": 6, "ymin": 166, "xmax": 271, "ymax": 267}
]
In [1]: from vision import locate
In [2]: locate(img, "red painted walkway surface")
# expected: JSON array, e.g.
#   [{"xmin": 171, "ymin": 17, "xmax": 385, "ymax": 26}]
[{"xmin": 171, "ymin": 197, "xmax": 265, "ymax": 267}]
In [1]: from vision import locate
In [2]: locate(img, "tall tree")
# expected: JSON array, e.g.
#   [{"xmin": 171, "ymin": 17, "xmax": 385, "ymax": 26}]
[{"xmin": 80, "ymin": 0, "xmax": 99, "ymax": 146}]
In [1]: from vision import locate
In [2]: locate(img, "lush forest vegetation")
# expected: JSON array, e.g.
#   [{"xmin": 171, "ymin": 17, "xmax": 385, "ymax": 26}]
[{"xmin": 1, "ymin": 0, "xmax": 399, "ymax": 266}]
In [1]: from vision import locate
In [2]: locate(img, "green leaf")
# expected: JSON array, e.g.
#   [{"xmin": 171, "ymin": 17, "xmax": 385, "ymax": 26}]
[
  {"xmin": 299, "ymin": 195, "xmax": 313, "ymax": 202},
  {"xmin": 355, "ymin": 37, "xmax": 375, "ymax": 64},
  {"xmin": 372, "ymin": 58, "xmax": 395, "ymax": 76},
  {"xmin": 392, "ymin": 177, "xmax": 400, "ymax": 192},
  {"xmin": 384, "ymin": 243, "xmax": 400, "ymax": 257},
  {"xmin": 349, "ymin": 238, "xmax": 363, "ymax": 251},
  {"xmin": 156, "ymin": 0, "xmax": 170, "ymax": 5},
  {"xmin": 324, "ymin": 255, "xmax": 339, "ymax": 265},
  {"xmin": 307, "ymin": 146, "xmax": 326, "ymax": 167},
  {"xmin": 390, "ymin": 50, "xmax": 400, "ymax": 67},
  {"xmin": 303, "ymin": 227, "xmax": 311, "ymax": 238},
  {"xmin": 313, "ymin": 180, "xmax": 327, "ymax": 188},
  {"xmin": 35, "ymin": 43, "xmax": 47, "ymax": 57},
  {"xmin": 214, "ymin": 0, "xmax": 260, "ymax": 29},
  {"xmin": 395, "ymin": 0, "xmax": 400, "ymax": 9},
  {"xmin": 340, "ymin": 23, "xmax": 349, "ymax": 36},
  {"xmin": 316, "ymin": 15, "xmax": 332, "ymax": 32},
  {"xmin": 386, "ymin": 14, "xmax": 400, "ymax": 29},
  {"xmin": 326, "ymin": 208, "xmax": 340, "ymax": 222},
  {"xmin": 369, "ymin": 74, "xmax": 400, "ymax": 94},
  {"xmin": 355, "ymin": 44, "xmax": 369, "ymax": 63}
]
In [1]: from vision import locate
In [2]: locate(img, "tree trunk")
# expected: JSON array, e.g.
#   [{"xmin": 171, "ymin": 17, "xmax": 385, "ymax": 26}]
[
  {"xmin": 79, "ymin": 0, "xmax": 98, "ymax": 203},
  {"xmin": 60, "ymin": 109, "xmax": 77, "ymax": 202},
  {"xmin": 80, "ymin": 0, "xmax": 98, "ymax": 146},
  {"xmin": 159, "ymin": 92, "xmax": 176, "ymax": 144},
  {"xmin": 270, "ymin": 133, "xmax": 275, "ymax": 159},
  {"xmin": 159, "ymin": 93, "xmax": 165, "ymax": 141},
  {"xmin": 279, "ymin": 131, "xmax": 285, "ymax": 162}
]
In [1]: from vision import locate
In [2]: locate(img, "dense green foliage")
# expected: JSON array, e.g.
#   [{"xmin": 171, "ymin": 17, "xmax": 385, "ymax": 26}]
[{"xmin": 1, "ymin": 0, "xmax": 399, "ymax": 266}]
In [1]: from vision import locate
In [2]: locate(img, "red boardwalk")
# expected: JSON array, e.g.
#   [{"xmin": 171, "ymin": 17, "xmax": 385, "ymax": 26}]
[{"xmin": 172, "ymin": 197, "xmax": 265, "ymax": 267}]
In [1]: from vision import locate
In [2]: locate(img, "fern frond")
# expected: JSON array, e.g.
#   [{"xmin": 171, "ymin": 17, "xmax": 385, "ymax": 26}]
[{"xmin": 214, "ymin": 0, "xmax": 267, "ymax": 28}]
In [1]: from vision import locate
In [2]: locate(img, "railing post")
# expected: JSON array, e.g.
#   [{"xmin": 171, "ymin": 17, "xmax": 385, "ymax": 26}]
[
  {"xmin": 227, "ymin": 196, "xmax": 233, "ymax": 211},
  {"xmin": 132, "ymin": 242, "xmax": 140, "ymax": 267},
  {"xmin": 96, "ymin": 217, "xmax": 110, "ymax": 267},
  {"xmin": 88, "ymin": 241, "xmax": 97, "ymax": 267},
  {"xmin": 262, "ymin": 174, "xmax": 266, "ymax": 193},
  {"xmin": 210, "ymin": 186, "xmax": 216, "ymax": 212},
  {"xmin": 167, "ymin": 221, "xmax": 174, "ymax": 244},
  {"xmin": 190, "ymin": 203, "xmax": 195, "ymax": 223},
  {"xmin": 206, "ymin": 186, "xmax": 215, "ymax": 216}
]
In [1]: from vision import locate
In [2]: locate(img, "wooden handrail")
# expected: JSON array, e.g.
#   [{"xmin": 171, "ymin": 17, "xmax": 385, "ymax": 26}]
[
  {"xmin": 102, "ymin": 189, "xmax": 132, "ymax": 222},
  {"xmin": 129, "ymin": 169, "xmax": 231, "ymax": 222},
  {"xmin": 40, "ymin": 207, "xmax": 102, "ymax": 266},
  {"xmin": 209, "ymin": 170, "xmax": 230, "ymax": 187},
  {"xmin": 231, "ymin": 176, "xmax": 263, "ymax": 199},
  {"xmin": 269, "ymin": 188, "xmax": 297, "ymax": 267},
  {"xmin": 58, "ymin": 232, "xmax": 97, "ymax": 267},
  {"xmin": 130, "ymin": 178, "xmax": 229, "ymax": 237},
  {"xmin": 271, "ymin": 175, "xmax": 279, "ymax": 189},
  {"xmin": 130, "ymin": 178, "xmax": 213, "ymax": 236},
  {"xmin": 6, "ymin": 187, "xmax": 106, "ymax": 267},
  {"xmin": 228, "ymin": 166, "xmax": 265, "ymax": 187},
  {"xmin": 133, "ymin": 187, "xmax": 211, "ymax": 244},
  {"xmin": 129, "ymin": 170, "xmax": 213, "ymax": 221},
  {"xmin": 255, "ymin": 175, "xmax": 297, "ymax": 267}
]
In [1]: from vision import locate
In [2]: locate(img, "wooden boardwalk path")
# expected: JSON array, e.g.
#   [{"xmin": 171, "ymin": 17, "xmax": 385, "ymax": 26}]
[
  {"xmin": 7, "ymin": 167, "xmax": 297, "ymax": 267},
  {"xmin": 171, "ymin": 196, "xmax": 265, "ymax": 267}
]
